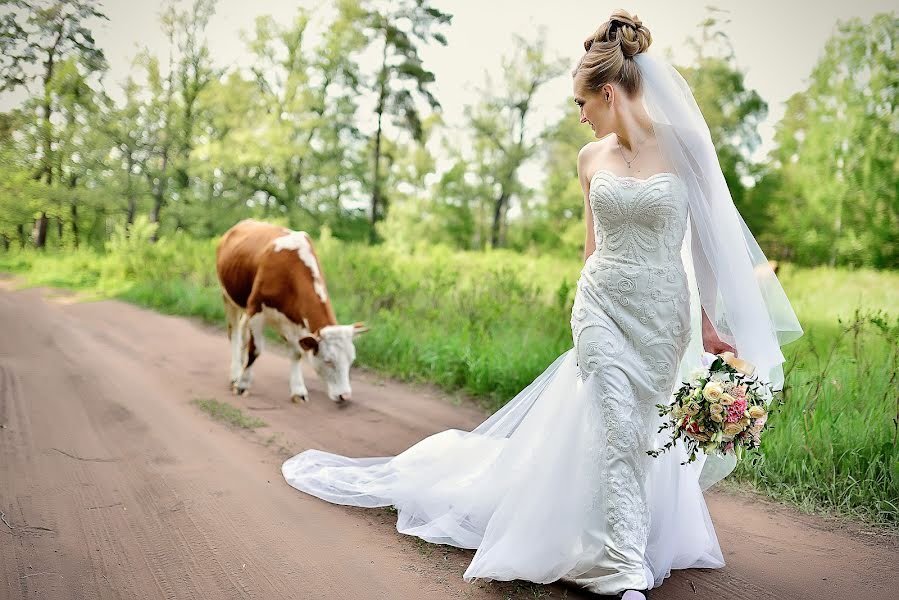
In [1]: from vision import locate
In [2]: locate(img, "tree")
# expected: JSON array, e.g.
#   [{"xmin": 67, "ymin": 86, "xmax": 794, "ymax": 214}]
[
  {"xmin": 464, "ymin": 32, "xmax": 567, "ymax": 248},
  {"xmin": 192, "ymin": 2, "xmax": 366, "ymax": 237},
  {"xmin": 680, "ymin": 9, "xmax": 769, "ymax": 233},
  {"xmin": 47, "ymin": 56, "xmax": 107, "ymax": 247},
  {"xmin": 766, "ymin": 13, "xmax": 897, "ymax": 268},
  {"xmin": 104, "ymin": 77, "xmax": 146, "ymax": 227},
  {"xmin": 139, "ymin": 0, "xmax": 218, "ymax": 239},
  {"xmin": 0, "ymin": 111, "xmax": 47, "ymax": 248},
  {"xmin": 529, "ymin": 100, "xmax": 596, "ymax": 255},
  {"xmin": 0, "ymin": 0, "xmax": 107, "ymax": 247},
  {"xmin": 360, "ymin": 0, "xmax": 451, "ymax": 243}
]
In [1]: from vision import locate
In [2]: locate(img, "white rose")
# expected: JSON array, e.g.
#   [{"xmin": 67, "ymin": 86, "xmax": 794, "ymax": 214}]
[
  {"xmin": 688, "ymin": 367, "xmax": 708, "ymax": 383},
  {"xmin": 748, "ymin": 405, "xmax": 767, "ymax": 419},
  {"xmin": 702, "ymin": 381, "xmax": 725, "ymax": 402}
]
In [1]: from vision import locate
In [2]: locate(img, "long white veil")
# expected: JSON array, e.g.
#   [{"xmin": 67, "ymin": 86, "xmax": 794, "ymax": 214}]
[
  {"xmin": 636, "ymin": 51, "xmax": 804, "ymax": 485},
  {"xmin": 636, "ymin": 51, "xmax": 803, "ymax": 386}
]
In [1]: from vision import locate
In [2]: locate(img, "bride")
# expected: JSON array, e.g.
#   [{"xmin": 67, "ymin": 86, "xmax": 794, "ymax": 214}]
[{"xmin": 282, "ymin": 10, "xmax": 803, "ymax": 600}]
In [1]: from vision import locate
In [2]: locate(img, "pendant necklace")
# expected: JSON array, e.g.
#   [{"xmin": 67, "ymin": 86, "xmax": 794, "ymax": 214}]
[{"xmin": 617, "ymin": 130, "xmax": 653, "ymax": 170}]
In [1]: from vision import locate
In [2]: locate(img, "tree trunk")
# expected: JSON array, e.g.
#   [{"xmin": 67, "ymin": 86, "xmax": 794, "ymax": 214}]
[
  {"xmin": 491, "ymin": 190, "xmax": 508, "ymax": 248},
  {"xmin": 149, "ymin": 150, "xmax": 169, "ymax": 243},
  {"xmin": 33, "ymin": 212, "xmax": 48, "ymax": 249},
  {"xmin": 126, "ymin": 153, "xmax": 136, "ymax": 225},
  {"xmin": 150, "ymin": 194, "xmax": 163, "ymax": 241},
  {"xmin": 70, "ymin": 201, "xmax": 79, "ymax": 248},
  {"xmin": 33, "ymin": 42, "xmax": 59, "ymax": 250},
  {"xmin": 830, "ymin": 185, "xmax": 843, "ymax": 267},
  {"xmin": 16, "ymin": 224, "xmax": 25, "ymax": 249},
  {"xmin": 370, "ymin": 113, "xmax": 383, "ymax": 244},
  {"xmin": 369, "ymin": 39, "xmax": 389, "ymax": 245},
  {"xmin": 1, "ymin": 234, "xmax": 9, "ymax": 251}
]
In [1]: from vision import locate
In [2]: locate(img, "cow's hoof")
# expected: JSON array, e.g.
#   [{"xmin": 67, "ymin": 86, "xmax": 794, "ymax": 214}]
[
  {"xmin": 290, "ymin": 394, "xmax": 308, "ymax": 404},
  {"xmin": 335, "ymin": 394, "xmax": 351, "ymax": 406},
  {"xmin": 234, "ymin": 386, "xmax": 249, "ymax": 396}
]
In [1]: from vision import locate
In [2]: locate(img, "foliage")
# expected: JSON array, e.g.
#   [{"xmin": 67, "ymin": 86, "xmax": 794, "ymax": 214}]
[
  {"xmin": 463, "ymin": 31, "xmax": 568, "ymax": 248},
  {"xmin": 0, "ymin": 7, "xmax": 895, "ymax": 268},
  {"xmin": 761, "ymin": 14, "xmax": 898, "ymax": 268},
  {"xmin": 733, "ymin": 309, "xmax": 899, "ymax": 527},
  {"xmin": 0, "ymin": 0, "xmax": 109, "ymax": 248},
  {"xmin": 379, "ymin": 31, "xmax": 569, "ymax": 250},
  {"xmin": 359, "ymin": 0, "xmax": 452, "ymax": 241}
]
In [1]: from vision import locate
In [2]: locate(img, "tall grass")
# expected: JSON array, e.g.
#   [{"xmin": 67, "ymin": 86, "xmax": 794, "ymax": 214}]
[
  {"xmin": 2, "ymin": 226, "xmax": 897, "ymax": 527},
  {"xmin": 733, "ymin": 309, "xmax": 898, "ymax": 526}
]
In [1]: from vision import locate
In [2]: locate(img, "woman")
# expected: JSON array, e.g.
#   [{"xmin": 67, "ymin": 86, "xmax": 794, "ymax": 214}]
[{"xmin": 282, "ymin": 10, "xmax": 802, "ymax": 599}]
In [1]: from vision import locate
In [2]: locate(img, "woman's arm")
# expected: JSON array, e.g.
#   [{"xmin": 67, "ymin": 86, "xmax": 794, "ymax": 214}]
[
  {"xmin": 578, "ymin": 144, "xmax": 596, "ymax": 262},
  {"xmin": 701, "ymin": 307, "xmax": 736, "ymax": 355},
  {"xmin": 689, "ymin": 210, "xmax": 737, "ymax": 355}
]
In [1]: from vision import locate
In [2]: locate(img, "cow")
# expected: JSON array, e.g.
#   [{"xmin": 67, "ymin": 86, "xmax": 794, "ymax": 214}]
[{"xmin": 215, "ymin": 219, "xmax": 367, "ymax": 404}]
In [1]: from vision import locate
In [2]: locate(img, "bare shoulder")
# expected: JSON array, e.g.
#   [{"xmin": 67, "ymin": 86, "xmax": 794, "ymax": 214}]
[
  {"xmin": 577, "ymin": 137, "xmax": 616, "ymax": 181},
  {"xmin": 577, "ymin": 140, "xmax": 602, "ymax": 178},
  {"xmin": 577, "ymin": 140, "xmax": 603, "ymax": 164}
]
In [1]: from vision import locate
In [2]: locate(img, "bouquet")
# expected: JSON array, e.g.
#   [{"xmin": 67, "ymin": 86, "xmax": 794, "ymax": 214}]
[{"xmin": 647, "ymin": 351, "xmax": 779, "ymax": 464}]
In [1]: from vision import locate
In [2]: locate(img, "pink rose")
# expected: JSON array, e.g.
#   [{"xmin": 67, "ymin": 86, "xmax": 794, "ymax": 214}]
[{"xmin": 725, "ymin": 397, "xmax": 748, "ymax": 423}]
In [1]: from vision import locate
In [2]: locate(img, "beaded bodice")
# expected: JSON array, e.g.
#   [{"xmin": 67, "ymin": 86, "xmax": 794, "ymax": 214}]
[{"xmin": 586, "ymin": 170, "xmax": 688, "ymax": 268}]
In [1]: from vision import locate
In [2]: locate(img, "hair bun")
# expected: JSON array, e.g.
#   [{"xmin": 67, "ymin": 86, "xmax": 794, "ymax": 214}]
[
  {"xmin": 610, "ymin": 15, "xmax": 642, "ymax": 30},
  {"xmin": 585, "ymin": 10, "xmax": 652, "ymax": 58}
]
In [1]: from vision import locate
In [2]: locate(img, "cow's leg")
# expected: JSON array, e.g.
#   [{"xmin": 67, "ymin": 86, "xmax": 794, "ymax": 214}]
[
  {"xmin": 232, "ymin": 312, "xmax": 251, "ymax": 394},
  {"xmin": 289, "ymin": 349, "xmax": 309, "ymax": 403},
  {"xmin": 235, "ymin": 311, "xmax": 265, "ymax": 394},
  {"xmin": 223, "ymin": 294, "xmax": 244, "ymax": 387},
  {"xmin": 222, "ymin": 292, "xmax": 241, "ymax": 340}
]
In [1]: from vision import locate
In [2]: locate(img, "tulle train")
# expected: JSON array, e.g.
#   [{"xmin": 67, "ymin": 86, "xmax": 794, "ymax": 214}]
[{"xmin": 281, "ymin": 348, "xmax": 724, "ymax": 588}]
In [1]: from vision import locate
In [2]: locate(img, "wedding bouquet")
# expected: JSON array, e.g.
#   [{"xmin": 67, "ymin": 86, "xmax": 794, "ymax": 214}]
[{"xmin": 647, "ymin": 351, "xmax": 778, "ymax": 464}]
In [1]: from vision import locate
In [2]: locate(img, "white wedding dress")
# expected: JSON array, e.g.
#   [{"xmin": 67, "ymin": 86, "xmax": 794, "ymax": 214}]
[{"xmin": 282, "ymin": 169, "xmax": 725, "ymax": 595}]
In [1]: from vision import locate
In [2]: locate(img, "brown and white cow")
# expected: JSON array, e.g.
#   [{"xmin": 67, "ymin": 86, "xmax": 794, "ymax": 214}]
[{"xmin": 215, "ymin": 219, "xmax": 367, "ymax": 404}]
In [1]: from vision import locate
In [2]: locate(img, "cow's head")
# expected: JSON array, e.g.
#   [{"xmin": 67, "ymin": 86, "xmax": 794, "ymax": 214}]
[{"xmin": 299, "ymin": 322, "xmax": 368, "ymax": 402}]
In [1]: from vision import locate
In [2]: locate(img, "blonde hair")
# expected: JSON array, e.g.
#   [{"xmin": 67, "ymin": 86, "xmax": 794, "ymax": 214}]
[{"xmin": 572, "ymin": 10, "xmax": 653, "ymax": 98}]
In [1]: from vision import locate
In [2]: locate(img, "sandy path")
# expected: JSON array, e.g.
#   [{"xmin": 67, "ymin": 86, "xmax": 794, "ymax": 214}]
[{"xmin": 0, "ymin": 282, "xmax": 895, "ymax": 600}]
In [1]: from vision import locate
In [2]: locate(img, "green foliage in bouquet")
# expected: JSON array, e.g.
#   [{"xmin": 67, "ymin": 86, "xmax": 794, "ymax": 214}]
[{"xmin": 648, "ymin": 353, "xmax": 779, "ymax": 464}]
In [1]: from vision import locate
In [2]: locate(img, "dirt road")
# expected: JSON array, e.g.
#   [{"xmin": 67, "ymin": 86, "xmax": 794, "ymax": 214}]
[{"xmin": 1, "ymin": 281, "xmax": 895, "ymax": 600}]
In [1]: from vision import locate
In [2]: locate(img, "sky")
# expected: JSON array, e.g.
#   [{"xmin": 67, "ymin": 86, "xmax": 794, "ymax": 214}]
[{"xmin": 2, "ymin": 0, "xmax": 895, "ymax": 181}]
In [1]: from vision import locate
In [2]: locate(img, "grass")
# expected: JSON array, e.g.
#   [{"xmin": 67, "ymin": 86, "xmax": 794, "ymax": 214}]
[
  {"xmin": 191, "ymin": 398, "xmax": 268, "ymax": 430},
  {"xmin": 1, "ymin": 229, "xmax": 897, "ymax": 528},
  {"xmin": 732, "ymin": 308, "xmax": 898, "ymax": 527}
]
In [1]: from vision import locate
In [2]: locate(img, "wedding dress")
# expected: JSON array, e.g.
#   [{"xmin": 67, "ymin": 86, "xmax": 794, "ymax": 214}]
[{"xmin": 281, "ymin": 168, "xmax": 725, "ymax": 595}]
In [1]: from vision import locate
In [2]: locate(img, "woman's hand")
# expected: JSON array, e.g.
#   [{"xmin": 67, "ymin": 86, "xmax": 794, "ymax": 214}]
[{"xmin": 701, "ymin": 309, "xmax": 736, "ymax": 355}]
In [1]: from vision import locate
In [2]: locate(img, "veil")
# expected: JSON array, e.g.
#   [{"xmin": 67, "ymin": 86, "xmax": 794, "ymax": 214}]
[{"xmin": 635, "ymin": 51, "xmax": 804, "ymax": 485}]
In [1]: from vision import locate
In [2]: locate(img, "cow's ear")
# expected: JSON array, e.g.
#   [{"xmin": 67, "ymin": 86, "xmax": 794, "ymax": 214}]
[
  {"xmin": 299, "ymin": 335, "xmax": 319, "ymax": 354},
  {"xmin": 352, "ymin": 322, "xmax": 369, "ymax": 337}
]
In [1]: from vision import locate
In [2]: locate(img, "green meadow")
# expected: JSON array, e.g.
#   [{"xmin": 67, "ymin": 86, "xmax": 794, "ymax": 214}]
[{"xmin": 2, "ymin": 226, "xmax": 897, "ymax": 528}]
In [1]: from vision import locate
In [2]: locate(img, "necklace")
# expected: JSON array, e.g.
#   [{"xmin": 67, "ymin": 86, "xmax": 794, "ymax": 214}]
[{"xmin": 617, "ymin": 130, "xmax": 653, "ymax": 170}]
